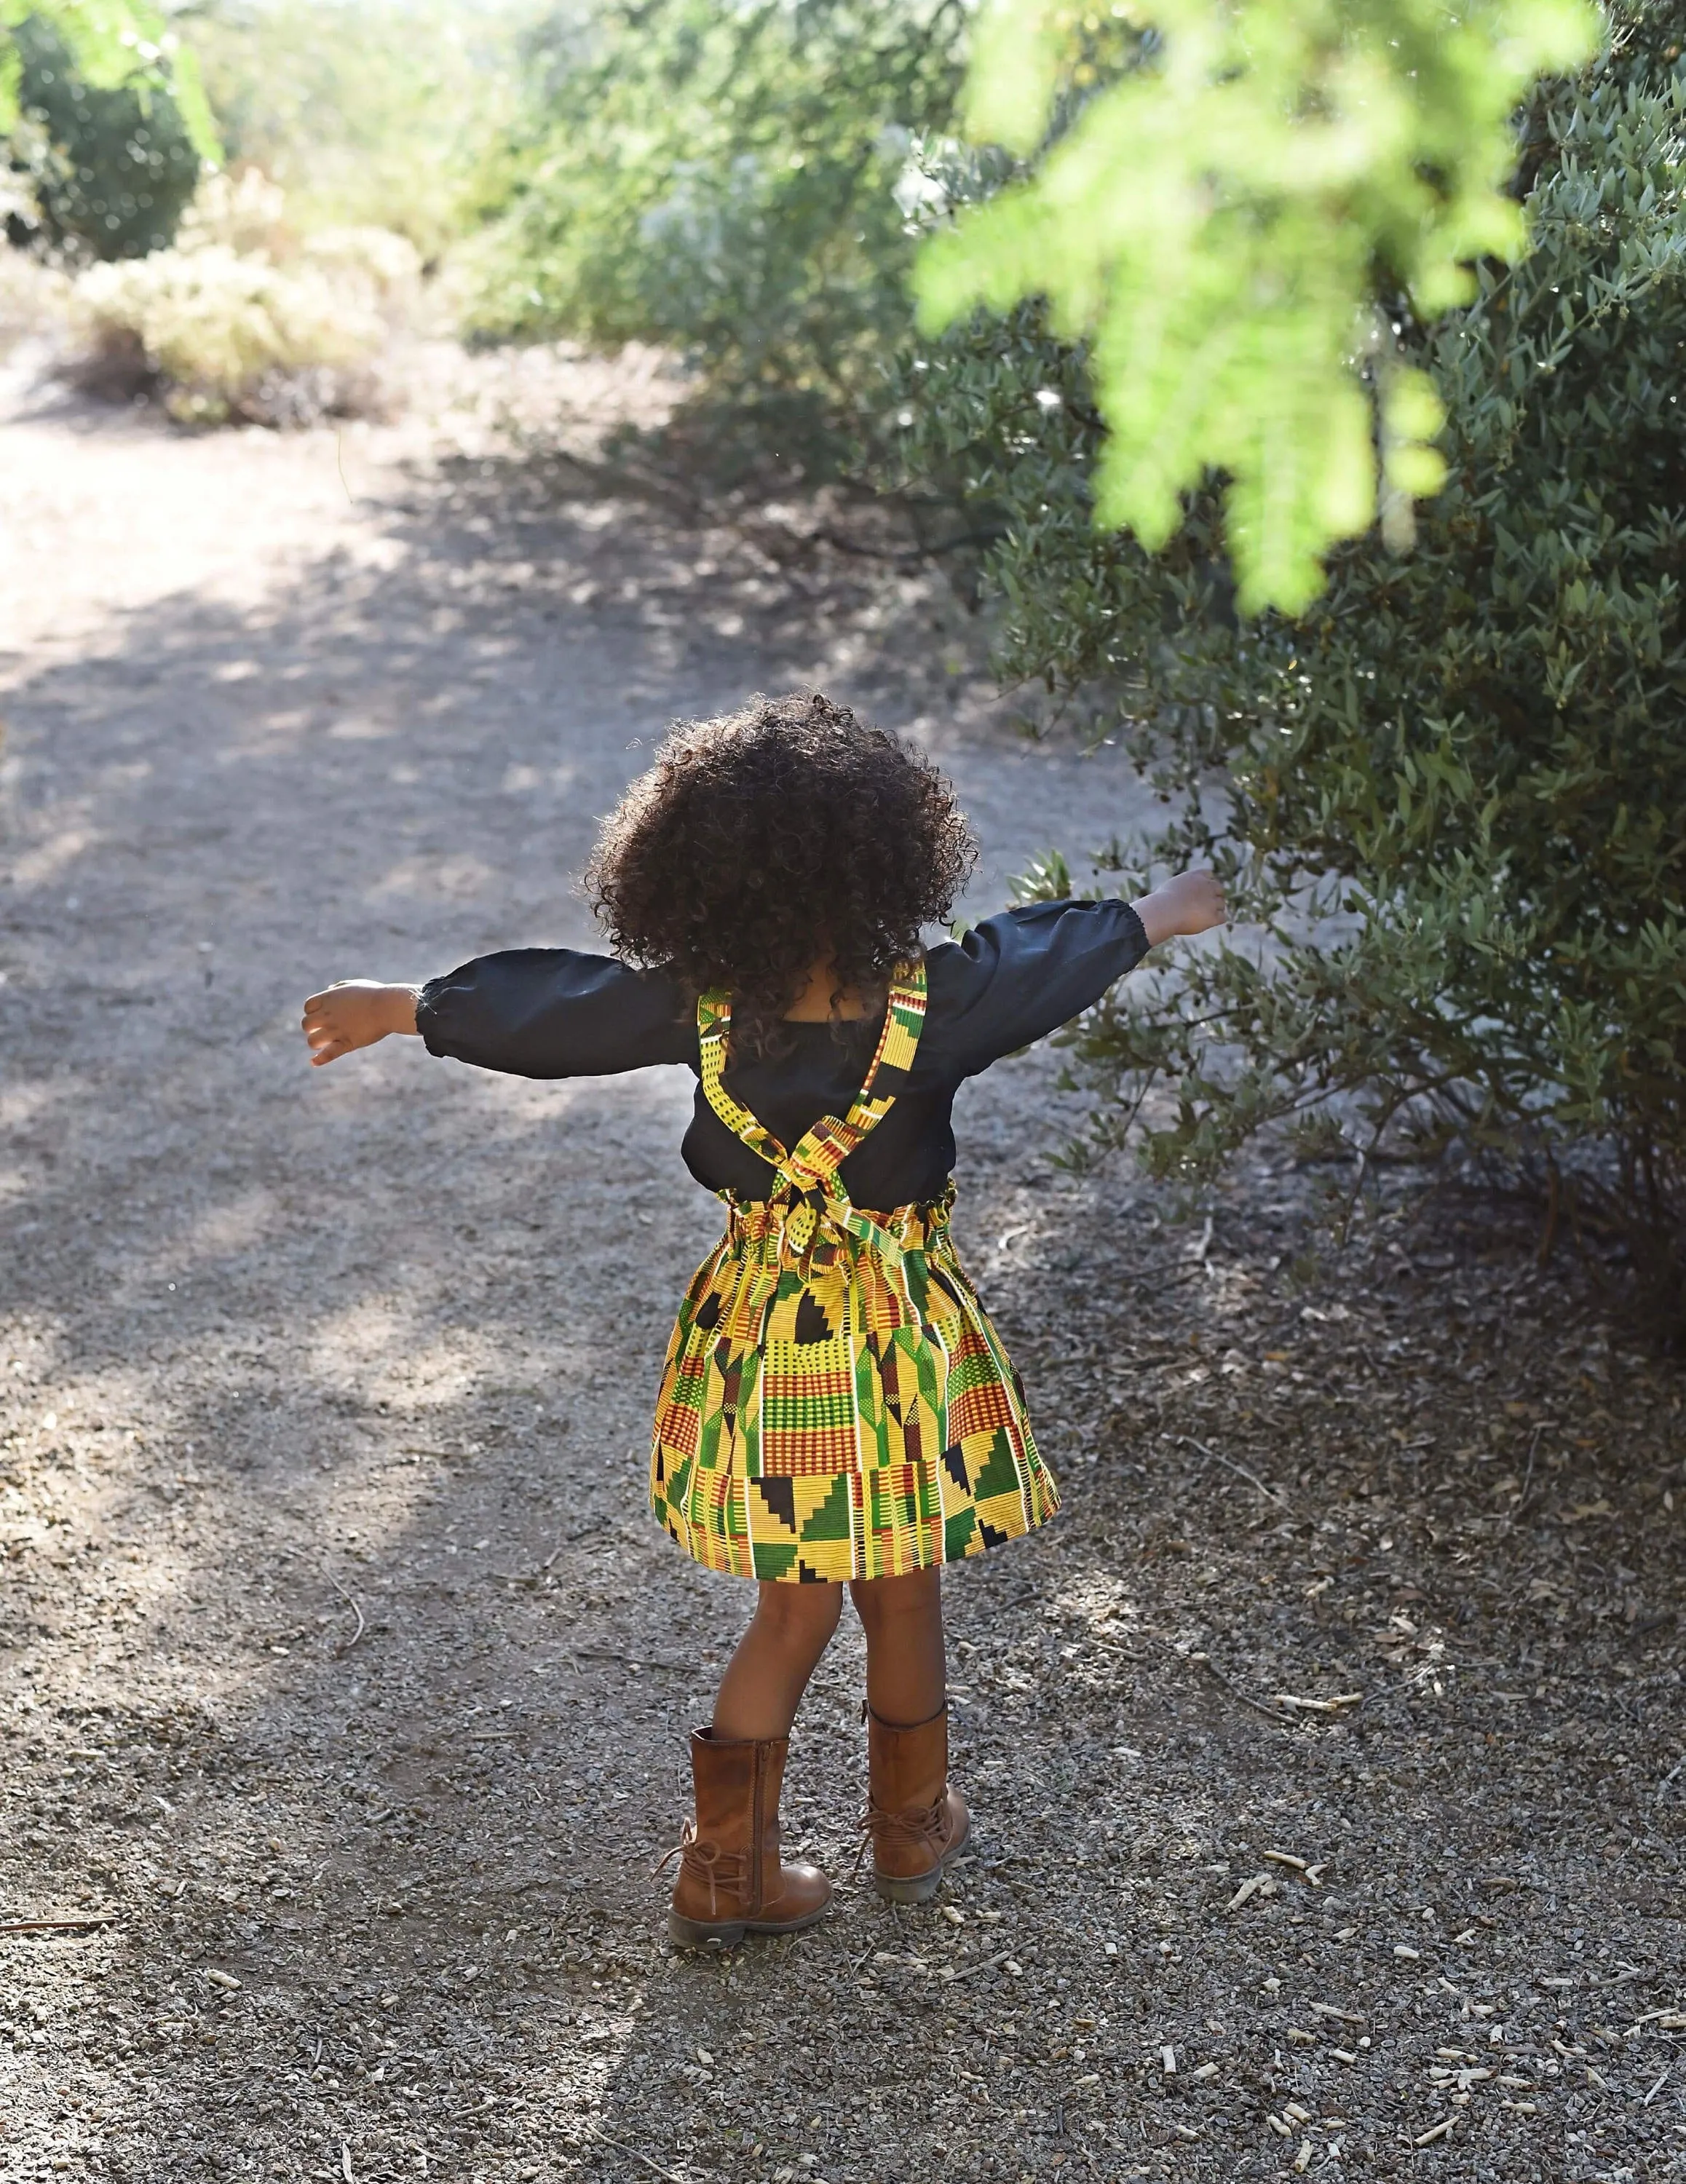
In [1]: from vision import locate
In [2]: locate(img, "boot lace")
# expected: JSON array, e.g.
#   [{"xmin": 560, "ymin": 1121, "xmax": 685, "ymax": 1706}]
[
  {"xmin": 852, "ymin": 1796, "xmax": 949, "ymax": 1875},
  {"xmin": 654, "ymin": 1823, "xmax": 749, "ymax": 1918}
]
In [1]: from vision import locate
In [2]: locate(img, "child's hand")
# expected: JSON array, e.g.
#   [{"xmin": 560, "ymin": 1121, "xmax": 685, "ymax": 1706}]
[
  {"xmin": 301, "ymin": 981, "xmax": 419, "ymax": 1067},
  {"xmin": 1133, "ymin": 869, "xmax": 1226, "ymax": 948}
]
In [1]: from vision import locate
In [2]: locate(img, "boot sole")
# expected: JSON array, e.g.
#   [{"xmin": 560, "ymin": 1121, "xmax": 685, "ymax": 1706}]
[
  {"xmin": 668, "ymin": 1899, "xmax": 831, "ymax": 1949},
  {"xmin": 872, "ymin": 1816, "xmax": 971, "ymax": 1905}
]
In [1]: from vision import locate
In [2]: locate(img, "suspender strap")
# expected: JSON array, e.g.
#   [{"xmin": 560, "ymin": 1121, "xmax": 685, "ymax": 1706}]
[{"xmin": 697, "ymin": 961, "xmax": 927, "ymax": 1199}]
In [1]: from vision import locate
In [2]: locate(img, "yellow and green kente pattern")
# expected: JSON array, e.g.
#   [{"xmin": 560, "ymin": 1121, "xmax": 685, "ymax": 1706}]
[{"xmin": 649, "ymin": 960, "xmax": 1059, "ymax": 1582}]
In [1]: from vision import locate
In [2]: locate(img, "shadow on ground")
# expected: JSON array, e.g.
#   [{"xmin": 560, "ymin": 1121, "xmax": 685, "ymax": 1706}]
[{"xmin": 1, "ymin": 422, "xmax": 1682, "ymax": 2184}]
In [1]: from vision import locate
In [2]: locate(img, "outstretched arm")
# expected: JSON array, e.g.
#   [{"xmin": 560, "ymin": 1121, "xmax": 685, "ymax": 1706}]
[
  {"xmin": 1131, "ymin": 869, "xmax": 1226, "ymax": 949},
  {"xmin": 301, "ymin": 981, "xmax": 422, "ymax": 1067}
]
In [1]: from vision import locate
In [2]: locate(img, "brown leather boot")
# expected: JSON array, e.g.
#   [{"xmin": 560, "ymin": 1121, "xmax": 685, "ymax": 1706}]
[
  {"xmin": 665, "ymin": 1728, "xmax": 832, "ymax": 1947},
  {"xmin": 863, "ymin": 1702, "xmax": 970, "ymax": 1904}
]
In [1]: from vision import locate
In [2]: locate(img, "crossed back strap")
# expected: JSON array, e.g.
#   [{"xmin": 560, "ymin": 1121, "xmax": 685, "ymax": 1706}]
[{"xmin": 697, "ymin": 960, "xmax": 927, "ymax": 1199}]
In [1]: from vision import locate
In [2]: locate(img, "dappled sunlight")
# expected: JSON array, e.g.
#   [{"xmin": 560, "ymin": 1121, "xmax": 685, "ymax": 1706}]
[
  {"xmin": 2, "ymin": 302, "xmax": 1679, "ymax": 2184},
  {"xmin": 301, "ymin": 1297, "xmax": 494, "ymax": 1417},
  {"xmin": 1048, "ymin": 1567, "xmax": 1144, "ymax": 1633},
  {"xmin": 9, "ymin": 823, "xmax": 108, "ymax": 888},
  {"xmin": 367, "ymin": 852, "xmax": 504, "ymax": 907}
]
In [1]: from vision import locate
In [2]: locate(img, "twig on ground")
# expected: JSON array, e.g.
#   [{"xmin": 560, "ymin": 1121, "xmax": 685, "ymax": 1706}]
[
  {"xmin": 327, "ymin": 1574, "xmax": 365, "ymax": 1655},
  {"xmin": 586, "ymin": 2122, "xmax": 688, "ymax": 2183},
  {"xmin": 1183, "ymin": 1436, "xmax": 1291, "ymax": 1508},
  {"xmin": 751, "ymin": 518, "xmax": 1007, "ymax": 566},
  {"xmin": 0, "ymin": 1914, "xmax": 122, "ymax": 1934},
  {"xmin": 544, "ymin": 1518, "xmax": 606, "ymax": 1570},
  {"xmin": 1582, "ymin": 1965, "xmax": 1647, "ymax": 1994},
  {"xmin": 1508, "ymin": 1421, "xmax": 1546, "ymax": 1527},
  {"xmin": 1656, "ymin": 1754, "xmax": 1686, "ymax": 1804},
  {"xmin": 574, "ymin": 1647, "xmax": 687, "ymax": 1672},
  {"xmin": 1185, "ymin": 1650, "xmax": 1293, "ymax": 1723},
  {"xmin": 943, "ymin": 1948, "xmax": 1018, "ymax": 1985}
]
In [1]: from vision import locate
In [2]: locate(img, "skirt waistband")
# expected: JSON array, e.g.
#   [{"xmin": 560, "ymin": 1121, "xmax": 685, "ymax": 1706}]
[{"xmin": 720, "ymin": 1183, "xmax": 954, "ymax": 1255}]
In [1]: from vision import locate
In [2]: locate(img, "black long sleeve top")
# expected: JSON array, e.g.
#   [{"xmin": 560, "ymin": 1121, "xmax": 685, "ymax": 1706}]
[{"xmin": 416, "ymin": 900, "xmax": 1150, "ymax": 1211}]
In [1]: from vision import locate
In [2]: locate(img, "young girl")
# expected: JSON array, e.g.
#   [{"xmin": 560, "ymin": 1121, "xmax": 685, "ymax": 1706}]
[{"xmin": 302, "ymin": 691, "xmax": 1223, "ymax": 1947}]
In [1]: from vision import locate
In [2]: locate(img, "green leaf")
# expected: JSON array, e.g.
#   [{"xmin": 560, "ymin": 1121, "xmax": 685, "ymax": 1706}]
[{"xmin": 918, "ymin": 0, "xmax": 1601, "ymax": 613}]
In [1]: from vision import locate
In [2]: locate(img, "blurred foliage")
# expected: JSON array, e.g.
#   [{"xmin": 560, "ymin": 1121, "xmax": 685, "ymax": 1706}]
[
  {"xmin": 70, "ymin": 167, "xmax": 420, "ymax": 423},
  {"xmin": 466, "ymin": 0, "xmax": 968, "ymax": 477},
  {"xmin": 982, "ymin": 9, "xmax": 1686, "ymax": 1336},
  {"xmin": 4, "ymin": 8, "xmax": 211, "ymax": 260},
  {"xmin": 188, "ymin": 1, "xmax": 523, "ymax": 263},
  {"xmin": 0, "ymin": 1, "xmax": 215, "ymax": 147},
  {"xmin": 917, "ymin": 0, "xmax": 1600, "ymax": 614}
]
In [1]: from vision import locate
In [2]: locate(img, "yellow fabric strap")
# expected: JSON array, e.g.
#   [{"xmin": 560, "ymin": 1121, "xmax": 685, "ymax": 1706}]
[{"xmin": 697, "ymin": 961, "xmax": 927, "ymax": 1199}]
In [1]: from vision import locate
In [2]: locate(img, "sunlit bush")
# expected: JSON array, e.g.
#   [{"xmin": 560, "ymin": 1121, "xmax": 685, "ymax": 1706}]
[
  {"xmin": 0, "ymin": 241, "xmax": 72, "ymax": 353},
  {"xmin": 68, "ymin": 170, "xmax": 420, "ymax": 425}
]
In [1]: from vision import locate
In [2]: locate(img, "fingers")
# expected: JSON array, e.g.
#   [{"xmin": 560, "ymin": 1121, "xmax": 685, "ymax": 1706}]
[{"xmin": 302, "ymin": 996, "xmax": 360, "ymax": 1063}]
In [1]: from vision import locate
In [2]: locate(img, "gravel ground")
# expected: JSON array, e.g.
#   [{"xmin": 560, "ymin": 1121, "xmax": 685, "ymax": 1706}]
[{"xmin": 1, "ymin": 357, "xmax": 1682, "ymax": 2184}]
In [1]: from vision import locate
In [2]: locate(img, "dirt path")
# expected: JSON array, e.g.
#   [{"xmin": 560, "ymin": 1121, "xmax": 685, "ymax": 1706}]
[{"xmin": 1, "ymin": 364, "xmax": 1682, "ymax": 2184}]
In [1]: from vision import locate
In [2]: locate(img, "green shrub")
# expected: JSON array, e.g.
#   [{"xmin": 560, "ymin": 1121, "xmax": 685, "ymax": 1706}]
[
  {"xmin": 919, "ymin": 12, "xmax": 1686, "ymax": 1334},
  {"xmin": 467, "ymin": 0, "xmax": 967, "ymax": 477},
  {"xmin": 5, "ymin": 14, "xmax": 201, "ymax": 261}
]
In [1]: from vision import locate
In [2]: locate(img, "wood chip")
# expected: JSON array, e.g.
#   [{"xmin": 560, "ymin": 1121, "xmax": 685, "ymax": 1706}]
[
  {"xmin": 1414, "ymin": 2119, "xmax": 1457, "ymax": 2147},
  {"xmin": 1160, "ymin": 2044, "xmax": 1177, "ymax": 2075},
  {"xmin": 1310, "ymin": 2003, "xmax": 1366, "ymax": 2025},
  {"xmin": 205, "ymin": 1970, "xmax": 241, "ymax": 1990}
]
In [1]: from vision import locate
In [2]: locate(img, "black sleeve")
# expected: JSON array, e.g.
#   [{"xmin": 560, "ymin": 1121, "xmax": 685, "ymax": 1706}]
[
  {"xmin": 415, "ymin": 949, "xmax": 696, "ymax": 1079},
  {"xmin": 921, "ymin": 901, "xmax": 1151, "ymax": 1080}
]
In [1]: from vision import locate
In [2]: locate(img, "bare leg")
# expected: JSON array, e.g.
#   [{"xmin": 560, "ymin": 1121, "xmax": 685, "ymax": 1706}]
[
  {"xmin": 711, "ymin": 1580, "xmax": 844, "ymax": 1741},
  {"xmin": 850, "ymin": 1564, "xmax": 946, "ymax": 1725}
]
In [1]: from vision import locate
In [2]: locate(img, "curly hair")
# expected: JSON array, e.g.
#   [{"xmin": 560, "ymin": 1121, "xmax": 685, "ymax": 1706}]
[{"xmin": 585, "ymin": 691, "xmax": 976, "ymax": 1049}]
